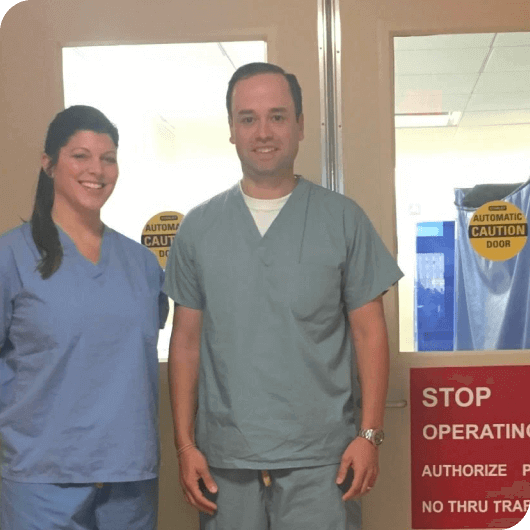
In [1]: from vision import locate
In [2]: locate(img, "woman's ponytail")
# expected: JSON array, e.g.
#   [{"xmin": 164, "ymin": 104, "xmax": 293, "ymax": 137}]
[{"xmin": 31, "ymin": 168, "xmax": 62, "ymax": 279}]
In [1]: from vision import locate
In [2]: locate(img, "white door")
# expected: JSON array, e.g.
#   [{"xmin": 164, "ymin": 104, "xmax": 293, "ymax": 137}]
[{"xmin": 340, "ymin": 1, "xmax": 530, "ymax": 529}]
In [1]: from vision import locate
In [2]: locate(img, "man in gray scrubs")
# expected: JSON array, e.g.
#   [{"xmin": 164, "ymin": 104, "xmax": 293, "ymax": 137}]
[{"xmin": 164, "ymin": 62, "xmax": 403, "ymax": 529}]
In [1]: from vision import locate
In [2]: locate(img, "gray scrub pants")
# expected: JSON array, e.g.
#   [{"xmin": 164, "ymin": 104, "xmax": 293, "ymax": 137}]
[{"xmin": 200, "ymin": 464, "xmax": 361, "ymax": 530}]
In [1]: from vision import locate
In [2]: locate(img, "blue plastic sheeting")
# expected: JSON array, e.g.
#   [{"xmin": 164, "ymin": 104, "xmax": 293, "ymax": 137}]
[
  {"xmin": 454, "ymin": 180, "xmax": 530, "ymax": 350},
  {"xmin": 416, "ymin": 221, "xmax": 455, "ymax": 351}
]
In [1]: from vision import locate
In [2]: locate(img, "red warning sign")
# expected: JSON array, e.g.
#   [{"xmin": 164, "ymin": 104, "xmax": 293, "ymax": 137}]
[{"xmin": 411, "ymin": 366, "xmax": 530, "ymax": 529}]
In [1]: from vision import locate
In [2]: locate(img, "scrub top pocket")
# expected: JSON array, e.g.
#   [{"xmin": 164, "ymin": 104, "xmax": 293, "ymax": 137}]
[{"xmin": 288, "ymin": 264, "xmax": 342, "ymax": 323}]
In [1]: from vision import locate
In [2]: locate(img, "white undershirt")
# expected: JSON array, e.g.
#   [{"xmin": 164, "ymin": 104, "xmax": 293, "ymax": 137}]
[{"xmin": 239, "ymin": 181, "xmax": 292, "ymax": 236}]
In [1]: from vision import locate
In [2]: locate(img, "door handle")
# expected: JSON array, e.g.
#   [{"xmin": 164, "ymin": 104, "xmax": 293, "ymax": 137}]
[
  {"xmin": 385, "ymin": 399, "xmax": 408, "ymax": 408},
  {"xmin": 357, "ymin": 399, "xmax": 408, "ymax": 408}
]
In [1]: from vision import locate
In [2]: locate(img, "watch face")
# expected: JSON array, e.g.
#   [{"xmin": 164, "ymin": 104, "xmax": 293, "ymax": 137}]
[{"xmin": 374, "ymin": 430, "xmax": 384, "ymax": 445}]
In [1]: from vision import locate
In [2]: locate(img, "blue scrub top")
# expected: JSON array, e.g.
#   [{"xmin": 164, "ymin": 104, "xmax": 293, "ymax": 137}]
[
  {"xmin": 164, "ymin": 177, "xmax": 403, "ymax": 469},
  {"xmin": 0, "ymin": 223, "xmax": 169, "ymax": 483}
]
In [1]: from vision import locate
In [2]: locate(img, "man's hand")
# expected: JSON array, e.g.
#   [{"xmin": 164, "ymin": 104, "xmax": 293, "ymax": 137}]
[
  {"xmin": 335, "ymin": 437, "xmax": 379, "ymax": 500},
  {"xmin": 179, "ymin": 447, "xmax": 218, "ymax": 515}
]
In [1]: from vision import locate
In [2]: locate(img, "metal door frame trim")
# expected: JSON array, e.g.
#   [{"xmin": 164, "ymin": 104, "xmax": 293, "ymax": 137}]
[{"xmin": 318, "ymin": 0, "xmax": 343, "ymax": 194}]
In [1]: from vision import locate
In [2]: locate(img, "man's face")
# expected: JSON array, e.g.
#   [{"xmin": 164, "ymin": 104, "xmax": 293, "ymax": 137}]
[{"xmin": 229, "ymin": 73, "xmax": 304, "ymax": 180}]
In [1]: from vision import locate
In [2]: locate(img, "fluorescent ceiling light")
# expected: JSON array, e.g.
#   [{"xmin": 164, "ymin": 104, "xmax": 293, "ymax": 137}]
[{"xmin": 395, "ymin": 111, "xmax": 462, "ymax": 128}]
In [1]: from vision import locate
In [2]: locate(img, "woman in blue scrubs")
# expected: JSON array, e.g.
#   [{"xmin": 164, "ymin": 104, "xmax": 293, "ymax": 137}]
[{"xmin": 0, "ymin": 105, "xmax": 168, "ymax": 530}]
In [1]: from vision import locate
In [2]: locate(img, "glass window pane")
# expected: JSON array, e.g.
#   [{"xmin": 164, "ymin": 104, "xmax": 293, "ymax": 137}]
[
  {"xmin": 394, "ymin": 32, "xmax": 530, "ymax": 352},
  {"xmin": 63, "ymin": 41, "xmax": 267, "ymax": 359}
]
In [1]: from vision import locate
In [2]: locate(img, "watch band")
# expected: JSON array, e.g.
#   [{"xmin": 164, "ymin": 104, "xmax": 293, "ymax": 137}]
[{"xmin": 358, "ymin": 428, "xmax": 385, "ymax": 447}]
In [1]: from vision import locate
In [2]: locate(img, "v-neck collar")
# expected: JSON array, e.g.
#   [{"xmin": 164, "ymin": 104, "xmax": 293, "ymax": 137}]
[
  {"xmin": 232, "ymin": 177, "xmax": 310, "ymax": 245},
  {"xmin": 57, "ymin": 224, "xmax": 110, "ymax": 279}
]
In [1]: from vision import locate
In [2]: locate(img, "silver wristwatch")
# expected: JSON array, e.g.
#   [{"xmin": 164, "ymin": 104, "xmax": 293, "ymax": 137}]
[{"xmin": 358, "ymin": 428, "xmax": 385, "ymax": 447}]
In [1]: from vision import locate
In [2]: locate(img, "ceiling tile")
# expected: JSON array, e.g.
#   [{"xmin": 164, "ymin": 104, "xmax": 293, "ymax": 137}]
[
  {"xmin": 466, "ymin": 92, "xmax": 530, "ymax": 111},
  {"xmin": 394, "ymin": 34, "xmax": 495, "ymax": 51},
  {"xmin": 393, "ymin": 34, "xmax": 530, "ymax": 129},
  {"xmin": 459, "ymin": 110, "xmax": 530, "ymax": 127},
  {"xmin": 494, "ymin": 32, "xmax": 530, "ymax": 47},
  {"xmin": 395, "ymin": 48, "xmax": 489, "ymax": 75},
  {"xmin": 484, "ymin": 47, "xmax": 530, "ymax": 72},
  {"xmin": 395, "ymin": 93, "xmax": 469, "ymax": 114},
  {"xmin": 474, "ymin": 71, "xmax": 530, "ymax": 93},
  {"xmin": 395, "ymin": 74, "xmax": 478, "ymax": 95}
]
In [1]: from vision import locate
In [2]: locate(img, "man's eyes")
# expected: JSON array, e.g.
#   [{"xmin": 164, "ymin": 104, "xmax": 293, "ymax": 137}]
[{"xmin": 239, "ymin": 115, "xmax": 285, "ymax": 124}]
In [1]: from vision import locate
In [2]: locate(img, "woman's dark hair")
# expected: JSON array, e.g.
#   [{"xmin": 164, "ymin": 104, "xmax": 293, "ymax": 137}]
[{"xmin": 31, "ymin": 105, "xmax": 119, "ymax": 279}]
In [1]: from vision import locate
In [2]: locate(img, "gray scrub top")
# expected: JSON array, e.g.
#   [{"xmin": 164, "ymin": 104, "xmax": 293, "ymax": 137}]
[
  {"xmin": 164, "ymin": 177, "xmax": 403, "ymax": 469},
  {"xmin": 0, "ymin": 223, "xmax": 169, "ymax": 483}
]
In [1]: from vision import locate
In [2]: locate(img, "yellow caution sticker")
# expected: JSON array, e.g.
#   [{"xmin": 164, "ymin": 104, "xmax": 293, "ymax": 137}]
[
  {"xmin": 468, "ymin": 201, "xmax": 527, "ymax": 261},
  {"xmin": 141, "ymin": 211, "xmax": 184, "ymax": 268}
]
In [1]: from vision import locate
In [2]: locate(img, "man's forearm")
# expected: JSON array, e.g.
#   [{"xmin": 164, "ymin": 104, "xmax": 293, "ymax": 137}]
[
  {"xmin": 349, "ymin": 296, "xmax": 390, "ymax": 429},
  {"xmin": 168, "ymin": 347, "xmax": 199, "ymax": 447},
  {"xmin": 167, "ymin": 306, "xmax": 202, "ymax": 448},
  {"xmin": 356, "ymin": 330, "xmax": 389, "ymax": 428}
]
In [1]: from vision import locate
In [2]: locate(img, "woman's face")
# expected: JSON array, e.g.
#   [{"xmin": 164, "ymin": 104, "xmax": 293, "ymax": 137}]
[{"xmin": 43, "ymin": 130, "xmax": 118, "ymax": 217}]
